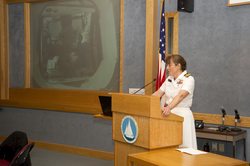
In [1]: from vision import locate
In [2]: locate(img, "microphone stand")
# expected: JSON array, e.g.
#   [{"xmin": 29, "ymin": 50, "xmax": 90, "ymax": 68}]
[
  {"xmin": 218, "ymin": 115, "xmax": 227, "ymax": 131},
  {"xmin": 218, "ymin": 108, "xmax": 227, "ymax": 131},
  {"xmin": 133, "ymin": 79, "xmax": 156, "ymax": 94},
  {"xmin": 231, "ymin": 109, "xmax": 242, "ymax": 132}
]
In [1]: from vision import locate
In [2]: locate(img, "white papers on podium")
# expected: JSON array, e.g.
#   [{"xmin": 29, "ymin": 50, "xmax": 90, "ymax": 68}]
[{"xmin": 175, "ymin": 148, "xmax": 207, "ymax": 155}]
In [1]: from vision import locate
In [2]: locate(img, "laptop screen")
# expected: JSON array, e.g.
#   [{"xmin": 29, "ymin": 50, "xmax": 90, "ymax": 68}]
[{"xmin": 98, "ymin": 96, "xmax": 112, "ymax": 117}]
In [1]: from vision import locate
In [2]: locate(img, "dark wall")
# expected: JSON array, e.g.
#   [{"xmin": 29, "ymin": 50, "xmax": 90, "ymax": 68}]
[
  {"xmin": 2, "ymin": 0, "xmax": 147, "ymax": 154},
  {"xmin": 165, "ymin": 0, "xmax": 250, "ymax": 161},
  {"xmin": 9, "ymin": 3, "xmax": 25, "ymax": 88},
  {"xmin": 1, "ymin": 0, "xmax": 250, "ymax": 161},
  {"xmin": 123, "ymin": 0, "xmax": 146, "ymax": 93},
  {"xmin": 177, "ymin": 0, "xmax": 250, "ymax": 117}
]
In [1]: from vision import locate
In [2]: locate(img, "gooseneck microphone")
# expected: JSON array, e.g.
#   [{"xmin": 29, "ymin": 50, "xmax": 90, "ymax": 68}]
[
  {"xmin": 221, "ymin": 106, "xmax": 226, "ymax": 118},
  {"xmin": 234, "ymin": 109, "xmax": 241, "ymax": 121},
  {"xmin": 134, "ymin": 78, "xmax": 156, "ymax": 94},
  {"xmin": 218, "ymin": 106, "xmax": 227, "ymax": 131},
  {"xmin": 231, "ymin": 109, "xmax": 242, "ymax": 132}
]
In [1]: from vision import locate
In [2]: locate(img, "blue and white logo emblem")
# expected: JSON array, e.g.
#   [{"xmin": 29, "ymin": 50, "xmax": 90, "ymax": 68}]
[{"xmin": 121, "ymin": 116, "xmax": 138, "ymax": 143}]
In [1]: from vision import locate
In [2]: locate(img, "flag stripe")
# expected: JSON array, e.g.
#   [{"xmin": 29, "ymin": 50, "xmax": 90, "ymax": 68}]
[{"xmin": 156, "ymin": 0, "xmax": 166, "ymax": 90}]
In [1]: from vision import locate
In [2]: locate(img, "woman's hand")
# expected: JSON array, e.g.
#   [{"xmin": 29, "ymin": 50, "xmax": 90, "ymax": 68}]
[{"xmin": 162, "ymin": 106, "xmax": 171, "ymax": 117}]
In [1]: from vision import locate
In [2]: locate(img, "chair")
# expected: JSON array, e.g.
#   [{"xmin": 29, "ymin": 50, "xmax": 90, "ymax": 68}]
[{"xmin": 0, "ymin": 142, "xmax": 34, "ymax": 166}]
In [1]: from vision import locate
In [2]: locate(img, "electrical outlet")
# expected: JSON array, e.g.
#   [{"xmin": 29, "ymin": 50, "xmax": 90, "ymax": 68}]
[
  {"xmin": 212, "ymin": 142, "xmax": 217, "ymax": 151},
  {"xmin": 219, "ymin": 143, "xmax": 224, "ymax": 152}
]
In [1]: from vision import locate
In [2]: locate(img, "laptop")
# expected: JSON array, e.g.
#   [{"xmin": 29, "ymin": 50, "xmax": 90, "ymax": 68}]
[{"xmin": 98, "ymin": 96, "xmax": 112, "ymax": 117}]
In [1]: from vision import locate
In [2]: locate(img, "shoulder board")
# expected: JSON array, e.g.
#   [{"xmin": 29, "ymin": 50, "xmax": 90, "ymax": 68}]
[{"xmin": 184, "ymin": 73, "xmax": 191, "ymax": 77}]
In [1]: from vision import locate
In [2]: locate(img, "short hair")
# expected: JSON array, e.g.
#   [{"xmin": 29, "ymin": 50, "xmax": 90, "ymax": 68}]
[{"xmin": 166, "ymin": 54, "xmax": 186, "ymax": 71}]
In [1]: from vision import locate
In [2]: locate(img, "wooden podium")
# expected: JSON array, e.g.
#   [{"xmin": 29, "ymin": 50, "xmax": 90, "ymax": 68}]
[{"xmin": 112, "ymin": 93, "xmax": 184, "ymax": 166}]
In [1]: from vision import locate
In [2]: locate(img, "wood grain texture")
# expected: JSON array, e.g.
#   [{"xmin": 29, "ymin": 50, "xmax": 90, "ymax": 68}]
[
  {"xmin": 112, "ymin": 93, "xmax": 184, "ymax": 165},
  {"xmin": 113, "ymin": 112, "xmax": 150, "ymax": 149},
  {"xmin": 119, "ymin": 0, "xmax": 124, "ymax": 93},
  {"xmin": 228, "ymin": 0, "xmax": 250, "ymax": 6},
  {"xmin": 149, "ymin": 118, "xmax": 182, "ymax": 149},
  {"xmin": 6, "ymin": 0, "xmax": 52, "ymax": 4},
  {"xmin": 24, "ymin": 3, "xmax": 30, "ymax": 88},
  {"xmin": 93, "ymin": 114, "xmax": 112, "ymax": 120},
  {"xmin": 114, "ymin": 141, "xmax": 148, "ymax": 166},
  {"xmin": 145, "ymin": 0, "xmax": 157, "ymax": 95},
  {"xmin": 112, "ymin": 112, "xmax": 183, "ymax": 149},
  {"xmin": 128, "ymin": 147, "xmax": 249, "ymax": 166},
  {"xmin": 193, "ymin": 112, "xmax": 250, "ymax": 128},
  {"xmin": 0, "ymin": 136, "xmax": 114, "ymax": 161},
  {"xmin": 165, "ymin": 12, "xmax": 179, "ymax": 54},
  {"xmin": 112, "ymin": 93, "xmax": 183, "ymax": 122},
  {"xmin": 0, "ymin": 88, "xmax": 113, "ymax": 113},
  {"xmin": 0, "ymin": 0, "xmax": 9, "ymax": 99},
  {"xmin": 9, "ymin": 88, "xmax": 109, "ymax": 105}
]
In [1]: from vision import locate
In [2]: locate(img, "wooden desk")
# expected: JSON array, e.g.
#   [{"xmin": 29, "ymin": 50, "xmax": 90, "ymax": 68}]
[
  {"xmin": 93, "ymin": 114, "xmax": 112, "ymax": 120},
  {"xmin": 196, "ymin": 126, "xmax": 246, "ymax": 160},
  {"xmin": 127, "ymin": 147, "xmax": 249, "ymax": 166}
]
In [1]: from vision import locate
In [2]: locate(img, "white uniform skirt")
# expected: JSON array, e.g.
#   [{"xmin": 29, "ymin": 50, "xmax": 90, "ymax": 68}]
[{"xmin": 171, "ymin": 107, "xmax": 197, "ymax": 149}]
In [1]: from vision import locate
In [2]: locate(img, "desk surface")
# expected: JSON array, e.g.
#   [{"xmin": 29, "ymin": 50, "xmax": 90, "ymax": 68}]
[
  {"xmin": 196, "ymin": 126, "xmax": 246, "ymax": 136},
  {"xmin": 127, "ymin": 147, "xmax": 249, "ymax": 166}
]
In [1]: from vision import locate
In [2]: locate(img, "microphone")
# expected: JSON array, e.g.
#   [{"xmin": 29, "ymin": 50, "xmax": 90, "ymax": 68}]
[
  {"xmin": 134, "ymin": 78, "xmax": 156, "ymax": 94},
  {"xmin": 220, "ymin": 106, "xmax": 226, "ymax": 117},
  {"xmin": 218, "ymin": 106, "xmax": 227, "ymax": 131},
  {"xmin": 234, "ymin": 109, "xmax": 241, "ymax": 121},
  {"xmin": 231, "ymin": 109, "xmax": 242, "ymax": 132}
]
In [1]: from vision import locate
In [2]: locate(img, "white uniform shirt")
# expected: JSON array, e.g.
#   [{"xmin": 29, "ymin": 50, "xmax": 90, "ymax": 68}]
[{"xmin": 160, "ymin": 70, "xmax": 194, "ymax": 108}]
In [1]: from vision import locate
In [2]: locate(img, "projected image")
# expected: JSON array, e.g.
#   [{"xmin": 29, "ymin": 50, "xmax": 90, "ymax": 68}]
[{"xmin": 30, "ymin": 0, "xmax": 120, "ymax": 91}]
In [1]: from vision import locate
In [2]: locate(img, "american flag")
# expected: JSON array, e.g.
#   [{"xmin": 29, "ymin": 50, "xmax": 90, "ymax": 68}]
[{"xmin": 156, "ymin": 0, "xmax": 166, "ymax": 91}]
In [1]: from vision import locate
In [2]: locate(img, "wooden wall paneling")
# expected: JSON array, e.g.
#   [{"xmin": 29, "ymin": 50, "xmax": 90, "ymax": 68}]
[
  {"xmin": 24, "ymin": 2, "xmax": 30, "ymax": 88},
  {"xmin": 165, "ymin": 12, "xmax": 179, "ymax": 54},
  {"xmin": 0, "ymin": 136, "xmax": 114, "ymax": 161},
  {"xmin": 119, "ymin": 0, "xmax": 124, "ymax": 93},
  {"xmin": 0, "ymin": 99, "xmax": 102, "ymax": 113},
  {"xmin": 145, "ymin": 0, "xmax": 157, "ymax": 95},
  {"xmin": 6, "ymin": 0, "xmax": 51, "ymax": 4},
  {"xmin": 0, "ymin": 0, "xmax": 9, "ymax": 99},
  {"xmin": 0, "ymin": 88, "xmax": 113, "ymax": 113},
  {"xmin": 9, "ymin": 88, "xmax": 109, "ymax": 105},
  {"xmin": 173, "ymin": 12, "xmax": 179, "ymax": 54},
  {"xmin": 193, "ymin": 112, "xmax": 250, "ymax": 128}
]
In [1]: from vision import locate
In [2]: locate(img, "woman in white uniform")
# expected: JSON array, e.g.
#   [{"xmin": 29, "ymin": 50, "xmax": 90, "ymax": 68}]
[{"xmin": 152, "ymin": 54, "xmax": 197, "ymax": 149}]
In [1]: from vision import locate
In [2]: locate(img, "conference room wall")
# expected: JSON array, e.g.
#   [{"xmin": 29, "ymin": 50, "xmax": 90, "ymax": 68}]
[
  {"xmin": 164, "ymin": 0, "xmax": 250, "ymax": 161},
  {"xmin": 1, "ymin": 0, "xmax": 147, "ymax": 154},
  {"xmin": 2, "ymin": 0, "xmax": 250, "ymax": 161}
]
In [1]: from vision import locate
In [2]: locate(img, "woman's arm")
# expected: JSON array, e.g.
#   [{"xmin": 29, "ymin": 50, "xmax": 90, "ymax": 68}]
[
  {"xmin": 152, "ymin": 89, "xmax": 165, "ymax": 97},
  {"xmin": 162, "ymin": 90, "xmax": 189, "ymax": 117}
]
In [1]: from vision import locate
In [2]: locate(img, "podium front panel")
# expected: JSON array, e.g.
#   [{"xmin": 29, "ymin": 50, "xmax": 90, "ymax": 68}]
[
  {"xmin": 113, "ymin": 112, "xmax": 183, "ymax": 149},
  {"xmin": 113, "ymin": 112, "xmax": 150, "ymax": 149}
]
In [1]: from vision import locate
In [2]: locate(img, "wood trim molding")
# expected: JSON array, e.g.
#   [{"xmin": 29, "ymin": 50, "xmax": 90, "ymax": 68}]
[
  {"xmin": 6, "ymin": 0, "xmax": 51, "ymax": 4},
  {"xmin": 93, "ymin": 114, "xmax": 113, "ymax": 120},
  {"xmin": 228, "ymin": 0, "xmax": 250, "ymax": 6},
  {"xmin": 145, "ymin": 0, "xmax": 157, "ymax": 95},
  {"xmin": 165, "ymin": 12, "xmax": 179, "ymax": 54},
  {"xmin": 0, "ymin": 0, "xmax": 9, "ymax": 99},
  {"xmin": 0, "ymin": 136, "xmax": 114, "ymax": 161},
  {"xmin": 24, "ymin": 2, "xmax": 30, "ymax": 88},
  {"xmin": 193, "ymin": 112, "xmax": 250, "ymax": 128},
  {"xmin": 0, "ymin": 88, "xmax": 113, "ymax": 114},
  {"xmin": 0, "ymin": 99, "xmax": 102, "ymax": 114},
  {"xmin": 120, "ymin": 0, "xmax": 124, "ymax": 93}
]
